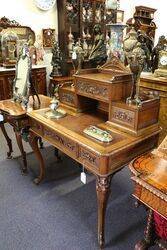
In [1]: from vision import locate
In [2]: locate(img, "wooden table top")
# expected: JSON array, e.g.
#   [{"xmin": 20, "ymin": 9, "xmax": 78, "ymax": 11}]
[
  {"xmin": 130, "ymin": 153, "xmax": 167, "ymax": 203},
  {"xmin": 141, "ymin": 72, "xmax": 167, "ymax": 85},
  {"xmin": 28, "ymin": 106, "xmax": 160, "ymax": 157},
  {"xmin": 0, "ymin": 95, "xmax": 51, "ymax": 117}
]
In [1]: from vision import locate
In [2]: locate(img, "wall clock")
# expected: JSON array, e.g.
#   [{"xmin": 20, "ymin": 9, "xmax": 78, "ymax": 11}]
[{"xmin": 35, "ymin": 0, "xmax": 56, "ymax": 11}]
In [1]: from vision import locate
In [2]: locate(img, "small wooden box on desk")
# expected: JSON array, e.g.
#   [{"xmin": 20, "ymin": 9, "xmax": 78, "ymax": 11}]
[
  {"xmin": 140, "ymin": 72, "xmax": 167, "ymax": 143},
  {"xmin": 108, "ymin": 99, "xmax": 160, "ymax": 136}
]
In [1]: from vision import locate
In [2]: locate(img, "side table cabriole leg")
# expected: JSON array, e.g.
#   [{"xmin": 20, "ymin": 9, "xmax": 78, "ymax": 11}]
[
  {"xmin": 0, "ymin": 122, "xmax": 13, "ymax": 159},
  {"xmin": 29, "ymin": 131, "xmax": 45, "ymax": 185},
  {"xmin": 96, "ymin": 175, "xmax": 112, "ymax": 248},
  {"xmin": 14, "ymin": 129, "xmax": 28, "ymax": 175},
  {"xmin": 135, "ymin": 209, "xmax": 155, "ymax": 250}
]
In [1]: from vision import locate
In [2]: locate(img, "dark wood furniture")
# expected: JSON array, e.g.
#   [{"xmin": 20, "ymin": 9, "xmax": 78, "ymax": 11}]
[
  {"xmin": 140, "ymin": 72, "xmax": 167, "ymax": 143},
  {"xmin": 126, "ymin": 6, "xmax": 157, "ymax": 41},
  {"xmin": 0, "ymin": 95, "xmax": 51, "ymax": 173},
  {"xmin": 129, "ymin": 152, "xmax": 167, "ymax": 250},
  {"xmin": 27, "ymin": 59, "xmax": 161, "ymax": 248},
  {"xmin": 57, "ymin": 0, "xmax": 106, "ymax": 74},
  {"xmin": 0, "ymin": 66, "xmax": 47, "ymax": 101}
]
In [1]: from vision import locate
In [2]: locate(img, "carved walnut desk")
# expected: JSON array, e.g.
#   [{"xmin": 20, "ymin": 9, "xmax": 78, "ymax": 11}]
[
  {"xmin": 129, "ymin": 153, "xmax": 167, "ymax": 250},
  {"xmin": 27, "ymin": 106, "xmax": 160, "ymax": 248},
  {"xmin": 0, "ymin": 95, "xmax": 51, "ymax": 173}
]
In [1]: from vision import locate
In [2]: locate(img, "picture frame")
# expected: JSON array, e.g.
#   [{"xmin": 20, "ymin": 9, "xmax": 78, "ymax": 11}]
[{"xmin": 42, "ymin": 28, "xmax": 55, "ymax": 48}]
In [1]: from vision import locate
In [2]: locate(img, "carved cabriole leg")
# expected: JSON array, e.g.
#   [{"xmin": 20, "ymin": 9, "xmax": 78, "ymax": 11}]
[
  {"xmin": 96, "ymin": 175, "xmax": 112, "ymax": 249},
  {"xmin": 29, "ymin": 131, "xmax": 45, "ymax": 185},
  {"xmin": 0, "ymin": 122, "xmax": 13, "ymax": 159},
  {"xmin": 14, "ymin": 129, "xmax": 28, "ymax": 175},
  {"xmin": 135, "ymin": 209, "xmax": 155, "ymax": 250}
]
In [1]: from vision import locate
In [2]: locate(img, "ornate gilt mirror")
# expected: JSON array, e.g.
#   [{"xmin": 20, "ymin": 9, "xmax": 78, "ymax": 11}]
[{"xmin": 0, "ymin": 16, "xmax": 35, "ymax": 67}]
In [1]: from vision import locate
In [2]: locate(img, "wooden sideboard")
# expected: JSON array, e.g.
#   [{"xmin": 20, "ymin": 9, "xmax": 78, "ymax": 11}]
[
  {"xmin": 0, "ymin": 66, "xmax": 47, "ymax": 100},
  {"xmin": 140, "ymin": 73, "xmax": 167, "ymax": 143}
]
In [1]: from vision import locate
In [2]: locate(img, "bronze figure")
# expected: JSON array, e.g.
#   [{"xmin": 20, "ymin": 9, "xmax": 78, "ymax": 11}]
[{"xmin": 89, "ymin": 24, "xmax": 107, "ymax": 67}]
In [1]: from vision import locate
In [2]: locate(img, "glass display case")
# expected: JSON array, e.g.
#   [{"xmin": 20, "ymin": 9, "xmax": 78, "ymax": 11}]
[{"xmin": 57, "ymin": 0, "xmax": 106, "ymax": 74}]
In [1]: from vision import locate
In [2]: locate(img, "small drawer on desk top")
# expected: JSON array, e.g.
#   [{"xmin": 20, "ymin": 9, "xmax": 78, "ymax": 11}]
[
  {"xmin": 75, "ymin": 80, "xmax": 110, "ymax": 102},
  {"xmin": 43, "ymin": 127, "xmax": 78, "ymax": 158}
]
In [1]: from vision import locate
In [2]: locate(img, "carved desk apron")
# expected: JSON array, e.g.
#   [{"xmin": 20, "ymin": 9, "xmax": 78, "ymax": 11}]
[{"xmin": 27, "ymin": 106, "xmax": 160, "ymax": 248}]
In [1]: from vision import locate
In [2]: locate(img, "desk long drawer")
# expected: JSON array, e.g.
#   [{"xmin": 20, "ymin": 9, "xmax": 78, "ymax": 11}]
[{"xmin": 30, "ymin": 118, "xmax": 78, "ymax": 158}]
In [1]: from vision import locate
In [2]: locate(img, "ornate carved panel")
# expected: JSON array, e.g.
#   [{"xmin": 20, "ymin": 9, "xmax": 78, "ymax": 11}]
[
  {"xmin": 44, "ymin": 127, "xmax": 78, "ymax": 157},
  {"xmin": 78, "ymin": 146, "xmax": 100, "ymax": 168},
  {"xmin": 111, "ymin": 106, "xmax": 135, "ymax": 127},
  {"xmin": 75, "ymin": 81, "xmax": 109, "ymax": 101},
  {"xmin": 60, "ymin": 93, "xmax": 75, "ymax": 106}
]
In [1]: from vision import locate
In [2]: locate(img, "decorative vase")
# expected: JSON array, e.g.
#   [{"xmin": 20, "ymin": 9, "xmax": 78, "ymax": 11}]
[{"xmin": 105, "ymin": 0, "xmax": 118, "ymax": 10}]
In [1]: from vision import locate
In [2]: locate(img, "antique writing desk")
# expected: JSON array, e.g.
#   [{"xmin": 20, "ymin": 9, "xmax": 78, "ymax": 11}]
[
  {"xmin": 28, "ymin": 60, "xmax": 161, "ymax": 247},
  {"xmin": 28, "ymin": 107, "xmax": 160, "ymax": 248},
  {"xmin": 0, "ymin": 95, "xmax": 51, "ymax": 173},
  {"xmin": 129, "ymin": 152, "xmax": 167, "ymax": 249}
]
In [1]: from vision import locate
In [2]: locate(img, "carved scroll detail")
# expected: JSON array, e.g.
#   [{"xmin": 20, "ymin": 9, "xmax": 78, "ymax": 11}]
[
  {"xmin": 76, "ymin": 82, "xmax": 108, "ymax": 100},
  {"xmin": 61, "ymin": 93, "xmax": 74, "ymax": 104},
  {"xmin": 112, "ymin": 108, "xmax": 134, "ymax": 124},
  {"xmin": 79, "ymin": 148, "xmax": 99, "ymax": 167},
  {"xmin": 44, "ymin": 129, "xmax": 76, "ymax": 153}
]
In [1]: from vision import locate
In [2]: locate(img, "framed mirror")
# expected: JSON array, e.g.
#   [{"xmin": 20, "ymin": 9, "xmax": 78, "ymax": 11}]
[
  {"xmin": 0, "ymin": 16, "xmax": 35, "ymax": 67},
  {"xmin": 13, "ymin": 45, "xmax": 40, "ymax": 108}
]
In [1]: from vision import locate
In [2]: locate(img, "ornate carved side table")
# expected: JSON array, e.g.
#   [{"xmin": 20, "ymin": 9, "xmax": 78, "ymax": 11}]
[
  {"xmin": 129, "ymin": 152, "xmax": 167, "ymax": 250},
  {"xmin": 0, "ymin": 95, "xmax": 51, "ymax": 174}
]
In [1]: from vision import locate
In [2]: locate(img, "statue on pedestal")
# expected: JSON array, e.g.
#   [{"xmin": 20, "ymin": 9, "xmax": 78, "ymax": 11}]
[
  {"xmin": 123, "ymin": 28, "xmax": 146, "ymax": 106},
  {"xmin": 72, "ymin": 40, "xmax": 84, "ymax": 74}
]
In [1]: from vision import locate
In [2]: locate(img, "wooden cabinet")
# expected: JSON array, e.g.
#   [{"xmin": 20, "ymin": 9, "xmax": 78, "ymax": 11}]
[
  {"xmin": 31, "ymin": 67, "xmax": 47, "ymax": 95},
  {"xmin": 140, "ymin": 73, "xmax": 167, "ymax": 143},
  {"xmin": 57, "ymin": 0, "xmax": 106, "ymax": 74},
  {"xmin": 0, "ymin": 66, "xmax": 47, "ymax": 100}
]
